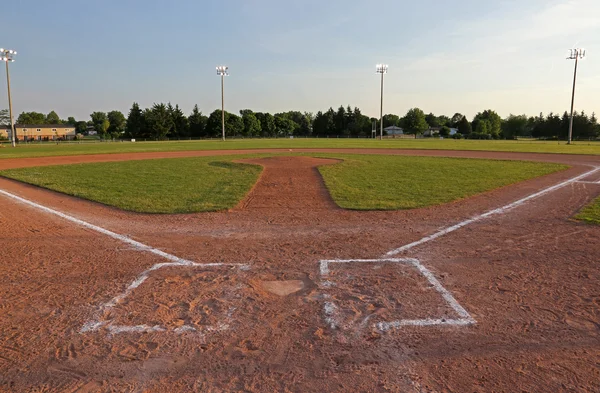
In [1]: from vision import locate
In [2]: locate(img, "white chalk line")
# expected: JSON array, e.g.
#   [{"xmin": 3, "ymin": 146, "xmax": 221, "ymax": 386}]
[
  {"xmin": 0, "ymin": 188, "xmax": 197, "ymax": 265},
  {"xmin": 83, "ymin": 263, "xmax": 247, "ymax": 334},
  {"xmin": 0, "ymin": 188, "xmax": 247, "ymax": 335},
  {"xmin": 385, "ymin": 167, "xmax": 600, "ymax": 257},
  {"xmin": 319, "ymin": 258, "xmax": 475, "ymax": 331}
]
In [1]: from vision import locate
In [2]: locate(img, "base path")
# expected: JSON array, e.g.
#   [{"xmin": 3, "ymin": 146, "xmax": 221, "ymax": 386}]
[{"xmin": 0, "ymin": 149, "xmax": 599, "ymax": 392}]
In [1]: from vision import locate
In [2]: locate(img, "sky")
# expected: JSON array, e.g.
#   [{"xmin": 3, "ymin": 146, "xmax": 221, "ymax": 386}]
[{"xmin": 1, "ymin": 0, "xmax": 599, "ymax": 121}]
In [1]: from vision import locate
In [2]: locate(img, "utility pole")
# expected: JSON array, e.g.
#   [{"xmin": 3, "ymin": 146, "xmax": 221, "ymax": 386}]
[
  {"xmin": 376, "ymin": 64, "xmax": 388, "ymax": 140},
  {"xmin": 1, "ymin": 48, "xmax": 17, "ymax": 147},
  {"xmin": 216, "ymin": 66, "xmax": 229, "ymax": 141},
  {"xmin": 566, "ymin": 48, "xmax": 586, "ymax": 145}
]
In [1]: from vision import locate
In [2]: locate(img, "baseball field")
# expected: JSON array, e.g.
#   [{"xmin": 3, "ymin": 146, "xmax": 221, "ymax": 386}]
[{"xmin": 0, "ymin": 139, "xmax": 599, "ymax": 392}]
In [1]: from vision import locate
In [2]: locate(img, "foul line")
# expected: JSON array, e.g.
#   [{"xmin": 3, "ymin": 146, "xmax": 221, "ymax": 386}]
[
  {"xmin": 385, "ymin": 167, "xmax": 600, "ymax": 257},
  {"xmin": 0, "ymin": 188, "xmax": 249, "ymax": 334},
  {"xmin": 0, "ymin": 189, "xmax": 197, "ymax": 265}
]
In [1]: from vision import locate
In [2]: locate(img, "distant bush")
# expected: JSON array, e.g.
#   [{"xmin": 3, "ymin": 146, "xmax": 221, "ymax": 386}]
[
  {"xmin": 468, "ymin": 132, "xmax": 492, "ymax": 140},
  {"xmin": 452, "ymin": 133, "xmax": 463, "ymax": 139}
]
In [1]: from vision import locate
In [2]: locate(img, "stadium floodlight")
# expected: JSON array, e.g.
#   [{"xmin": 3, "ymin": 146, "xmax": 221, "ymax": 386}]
[
  {"xmin": 566, "ymin": 48, "xmax": 586, "ymax": 145},
  {"xmin": 1, "ymin": 48, "xmax": 17, "ymax": 147},
  {"xmin": 376, "ymin": 64, "xmax": 388, "ymax": 140},
  {"xmin": 216, "ymin": 65, "xmax": 229, "ymax": 141}
]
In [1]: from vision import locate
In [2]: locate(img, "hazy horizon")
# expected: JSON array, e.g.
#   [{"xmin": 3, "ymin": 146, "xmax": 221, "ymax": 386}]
[{"xmin": 1, "ymin": 0, "xmax": 599, "ymax": 121}]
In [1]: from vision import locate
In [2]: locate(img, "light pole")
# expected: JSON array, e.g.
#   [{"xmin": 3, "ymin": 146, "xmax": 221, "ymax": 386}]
[
  {"xmin": 566, "ymin": 48, "xmax": 585, "ymax": 145},
  {"xmin": 1, "ymin": 48, "xmax": 17, "ymax": 147},
  {"xmin": 216, "ymin": 65, "xmax": 228, "ymax": 141},
  {"xmin": 376, "ymin": 64, "xmax": 388, "ymax": 140}
]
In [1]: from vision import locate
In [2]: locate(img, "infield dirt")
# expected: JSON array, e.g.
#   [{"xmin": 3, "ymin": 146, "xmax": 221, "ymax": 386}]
[{"xmin": 0, "ymin": 151, "xmax": 599, "ymax": 392}]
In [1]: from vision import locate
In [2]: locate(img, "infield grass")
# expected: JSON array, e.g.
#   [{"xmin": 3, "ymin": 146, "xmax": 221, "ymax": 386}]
[
  {"xmin": 0, "ymin": 156, "xmax": 262, "ymax": 213},
  {"xmin": 0, "ymin": 138, "xmax": 599, "ymax": 160},
  {"xmin": 0, "ymin": 154, "xmax": 567, "ymax": 213},
  {"xmin": 317, "ymin": 154, "xmax": 567, "ymax": 210},
  {"xmin": 574, "ymin": 197, "xmax": 600, "ymax": 225}
]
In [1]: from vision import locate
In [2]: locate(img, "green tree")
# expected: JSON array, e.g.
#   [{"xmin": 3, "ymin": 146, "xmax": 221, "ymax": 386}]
[
  {"xmin": 274, "ymin": 114, "xmax": 295, "ymax": 136},
  {"xmin": 473, "ymin": 110, "xmax": 502, "ymax": 139},
  {"xmin": 255, "ymin": 112, "xmax": 275, "ymax": 137},
  {"xmin": 170, "ymin": 104, "xmax": 189, "ymax": 137},
  {"xmin": 17, "ymin": 112, "xmax": 46, "ymax": 124},
  {"xmin": 401, "ymin": 108, "xmax": 429, "ymax": 138},
  {"xmin": 144, "ymin": 103, "xmax": 173, "ymax": 139},
  {"xmin": 439, "ymin": 126, "xmax": 451, "ymax": 137},
  {"xmin": 457, "ymin": 116, "xmax": 472, "ymax": 136},
  {"xmin": 188, "ymin": 105, "xmax": 207, "ymax": 137},
  {"xmin": 240, "ymin": 109, "xmax": 262, "ymax": 137},
  {"xmin": 67, "ymin": 116, "xmax": 76, "ymax": 125},
  {"xmin": 206, "ymin": 110, "xmax": 224, "ymax": 137},
  {"xmin": 227, "ymin": 113, "xmax": 244, "ymax": 136},
  {"xmin": 46, "ymin": 111, "xmax": 61, "ymax": 124},
  {"xmin": 107, "ymin": 110, "xmax": 126, "ymax": 138},
  {"xmin": 205, "ymin": 110, "xmax": 243, "ymax": 137},
  {"xmin": 425, "ymin": 113, "xmax": 439, "ymax": 127},
  {"xmin": 382, "ymin": 114, "xmax": 400, "ymax": 128},
  {"xmin": 0, "ymin": 109, "xmax": 9, "ymax": 126},
  {"xmin": 502, "ymin": 114, "xmax": 529, "ymax": 139},
  {"xmin": 90, "ymin": 112, "xmax": 109, "ymax": 137},
  {"xmin": 450, "ymin": 113, "xmax": 465, "ymax": 127},
  {"xmin": 75, "ymin": 121, "xmax": 88, "ymax": 134},
  {"xmin": 125, "ymin": 102, "xmax": 144, "ymax": 138}
]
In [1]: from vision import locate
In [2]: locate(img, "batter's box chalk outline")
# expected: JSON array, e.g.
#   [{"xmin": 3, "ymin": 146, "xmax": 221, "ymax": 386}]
[
  {"xmin": 319, "ymin": 258, "xmax": 476, "ymax": 332},
  {"xmin": 80, "ymin": 262, "xmax": 250, "ymax": 335}
]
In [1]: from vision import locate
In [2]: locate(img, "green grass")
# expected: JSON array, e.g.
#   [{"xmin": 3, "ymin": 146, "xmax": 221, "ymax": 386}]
[
  {"xmin": 317, "ymin": 154, "xmax": 568, "ymax": 210},
  {"xmin": 574, "ymin": 197, "xmax": 600, "ymax": 225},
  {"xmin": 0, "ymin": 153, "xmax": 568, "ymax": 213},
  {"xmin": 0, "ymin": 156, "xmax": 263, "ymax": 213},
  {"xmin": 0, "ymin": 138, "xmax": 599, "ymax": 159}
]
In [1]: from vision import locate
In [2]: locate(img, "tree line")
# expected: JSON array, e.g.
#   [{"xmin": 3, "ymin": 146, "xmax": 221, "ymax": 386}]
[{"xmin": 3, "ymin": 104, "xmax": 599, "ymax": 141}]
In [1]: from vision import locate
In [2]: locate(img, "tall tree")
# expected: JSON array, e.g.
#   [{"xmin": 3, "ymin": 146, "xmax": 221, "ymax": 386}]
[
  {"xmin": 188, "ymin": 105, "xmax": 207, "ymax": 137},
  {"xmin": 170, "ymin": 104, "xmax": 189, "ymax": 137},
  {"xmin": 144, "ymin": 103, "xmax": 173, "ymax": 139},
  {"xmin": 107, "ymin": 110, "xmax": 126, "ymax": 138},
  {"xmin": 17, "ymin": 112, "xmax": 46, "ymax": 124},
  {"xmin": 274, "ymin": 114, "xmax": 295, "ymax": 136},
  {"xmin": 90, "ymin": 112, "xmax": 109, "ymax": 137},
  {"xmin": 0, "ymin": 109, "xmax": 9, "ymax": 126},
  {"xmin": 240, "ymin": 109, "xmax": 261, "ymax": 137},
  {"xmin": 255, "ymin": 112, "xmax": 275, "ymax": 137},
  {"xmin": 46, "ymin": 111, "xmax": 61, "ymax": 124},
  {"xmin": 502, "ymin": 114, "xmax": 529, "ymax": 139},
  {"xmin": 67, "ymin": 116, "xmax": 77, "ymax": 125},
  {"xmin": 125, "ymin": 102, "xmax": 144, "ymax": 138},
  {"xmin": 382, "ymin": 114, "xmax": 400, "ymax": 128},
  {"xmin": 450, "ymin": 113, "xmax": 465, "ymax": 127},
  {"xmin": 425, "ymin": 113, "xmax": 439, "ymax": 127},
  {"xmin": 75, "ymin": 121, "xmax": 88, "ymax": 134},
  {"xmin": 472, "ymin": 110, "xmax": 502, "ymax": 139},
  {"xmin": 457, "ymin": 116, "xmax": 472, "ymax": 136},
  {"xmin": 227, "ymin": 113, "xmax": 244, "ymax": 136},
  {"xmin": 401, "ymin": 108, "xmax": 429, "ymax": 138}
]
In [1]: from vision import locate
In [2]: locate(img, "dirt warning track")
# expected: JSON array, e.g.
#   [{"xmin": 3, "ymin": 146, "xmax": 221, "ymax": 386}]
[{"xmin": 0, "ymin": 149, "xmax": 599, "ymax": 392}]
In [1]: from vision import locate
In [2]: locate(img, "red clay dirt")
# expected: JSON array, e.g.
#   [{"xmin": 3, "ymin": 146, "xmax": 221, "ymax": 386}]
[{"xmin": 0, "ymin": 150, "xmax": 599, "ymax": 392}]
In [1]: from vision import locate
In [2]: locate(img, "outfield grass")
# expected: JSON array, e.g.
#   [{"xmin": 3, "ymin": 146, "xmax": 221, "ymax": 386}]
[
  {"xmin": 574, "ymin": 197, "xmax": 600, "ymax": 225},
  {"xmin": 317, "ymin": 154, "xmax": 567, "ymax": 210},
  {"xmin": 0, "ymin": 154, "xmax": 567, "ymax": 213},
  {"xmin": 0, "ymin": 138, "xmax": 599, "ymax": 159},
  {"xmin": 0, "ymin": 156, "xmax": 262, "ymax": 213}
]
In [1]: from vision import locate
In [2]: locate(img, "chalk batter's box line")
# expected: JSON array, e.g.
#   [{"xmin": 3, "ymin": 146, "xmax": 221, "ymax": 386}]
[
  {"xmin": 81, "ymin": 262, "xmax": 248, "ymax": 335},
  {"xmin": 320, "ymin": 258, "xmax": 476, "ymax": 331}
]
